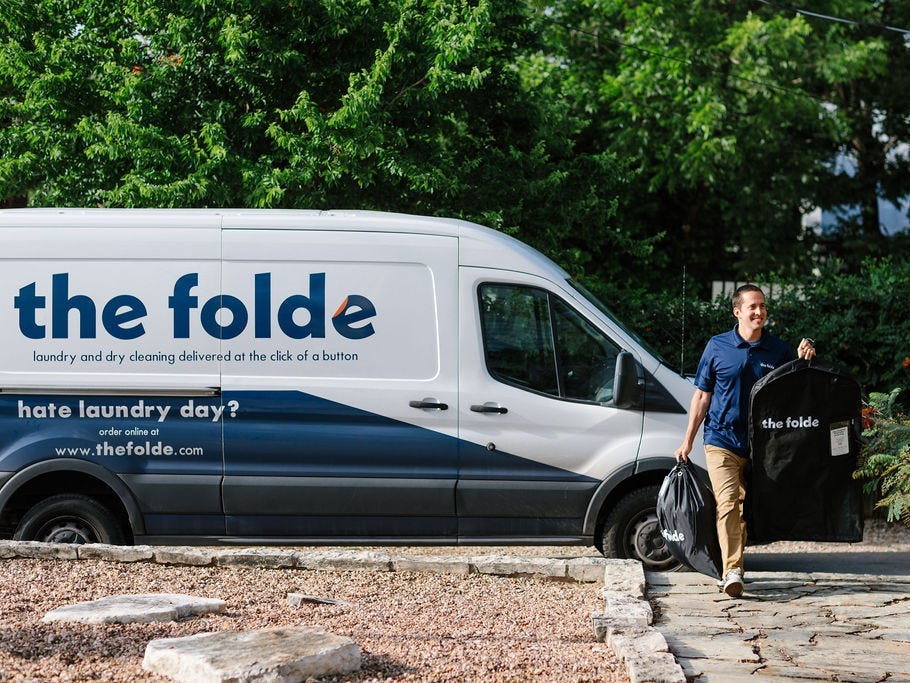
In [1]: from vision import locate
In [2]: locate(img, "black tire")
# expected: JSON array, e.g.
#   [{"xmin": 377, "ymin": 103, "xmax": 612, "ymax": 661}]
[
  {"xmin": 13, "ymin": 494, "xmax": 125, "ymax": 545},
  {"xmin": 600, "ymin": 485, "xmax": 681, "ymax": 571}
]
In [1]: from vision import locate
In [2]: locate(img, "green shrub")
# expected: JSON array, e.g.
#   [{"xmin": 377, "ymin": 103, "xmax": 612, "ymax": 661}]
[
  {"xmin": 770, "ymin": 257, "xmax": 910, "ymax": 394},
  {"xmin": 603, "ymin": 256, "xmax": 910, "ymax": 392},
  {"xmin": 854, "ymin": 388, "xmax": 910, "ymax": 527}
]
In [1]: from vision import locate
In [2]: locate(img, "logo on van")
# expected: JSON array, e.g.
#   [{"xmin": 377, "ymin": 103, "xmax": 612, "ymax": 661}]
[{"xmin": 14, "ymin": 272, "xmax": 376, "ymax": 341}]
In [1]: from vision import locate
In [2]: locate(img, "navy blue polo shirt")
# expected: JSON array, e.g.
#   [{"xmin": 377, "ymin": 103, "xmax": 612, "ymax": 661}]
[{"xmin": 694, "ymin": 326, "xmax": 794, "ymax": 457}]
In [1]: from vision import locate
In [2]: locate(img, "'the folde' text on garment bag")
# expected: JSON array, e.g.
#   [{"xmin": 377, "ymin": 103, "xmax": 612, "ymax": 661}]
[{"xmin": 748, "ymin": 359, "xmax": 864, "ymax": 543}]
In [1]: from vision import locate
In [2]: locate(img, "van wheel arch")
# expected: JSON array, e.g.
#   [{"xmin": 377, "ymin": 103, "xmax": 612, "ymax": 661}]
[{"xmin": 0, "ymin": 460, "xmax": 140, "ymax": 542}]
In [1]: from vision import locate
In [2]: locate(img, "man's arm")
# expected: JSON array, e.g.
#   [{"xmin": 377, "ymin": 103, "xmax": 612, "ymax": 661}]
[{"xmin": 674, "ymin": 388, "xmax": 712, "ymax": 463}]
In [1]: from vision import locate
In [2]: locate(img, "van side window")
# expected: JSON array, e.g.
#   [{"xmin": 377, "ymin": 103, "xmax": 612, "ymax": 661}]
[
  {"xmin": 479, "ymin": 284, "xmax": 621, "ymax": 403},
  {"xmin": 479, "ymin": 285, "xmax": 559, "ymax": 394}
]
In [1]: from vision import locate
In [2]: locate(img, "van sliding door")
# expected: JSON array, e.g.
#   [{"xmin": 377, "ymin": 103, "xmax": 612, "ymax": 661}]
[{"xmin": 220, "ymin": 228, "xmax": 458, "ymax": 541}]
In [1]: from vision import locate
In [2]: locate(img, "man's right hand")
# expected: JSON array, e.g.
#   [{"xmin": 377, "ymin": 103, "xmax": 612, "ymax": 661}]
[
  {"xmin": 676, "ymin": 387, "xmax": 710, "ymax": 465},
  {"xmin": 674, "ymin": 443, "xmax": 691, "ymax": 463}
]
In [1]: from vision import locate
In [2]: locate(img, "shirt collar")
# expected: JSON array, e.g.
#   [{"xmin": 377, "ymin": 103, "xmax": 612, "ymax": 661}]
[{"xmin": 730, "ymin": 324, "xmax": 766, "ymax": 348}]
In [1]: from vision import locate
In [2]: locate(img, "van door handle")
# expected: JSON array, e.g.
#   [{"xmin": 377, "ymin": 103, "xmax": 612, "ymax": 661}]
[
  {"xmin": 409, "ymin": 399, "xmax": 449, "ymax": 411},
  {"xmin": 470, "ymin": 403, "xmax": 508, "ymax": 414}
]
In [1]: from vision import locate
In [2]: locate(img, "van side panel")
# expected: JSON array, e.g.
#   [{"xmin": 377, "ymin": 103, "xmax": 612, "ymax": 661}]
[
  {"xmin": 0, "ymin": 223, "xmax": 225, "ymax": 535},
  {"xmin": 0, "ymin": 225, "xmax": 222, "ymax": 389}
]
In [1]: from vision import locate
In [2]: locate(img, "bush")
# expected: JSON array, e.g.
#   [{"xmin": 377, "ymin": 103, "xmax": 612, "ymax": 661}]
[
  {"xmin": 591, "ymin": 281, "xmax": 730, "ymax": 377},
  {"xmin": 770, "ymin": 258, "xmax": 910, "ymax": 394},
  {"xmin": 604, "ymin": 256, "xmax": 910, "ymax": 393},
  {"xmin": 854, "ymin": 388, "xmax": 910, "ymax": 527}
]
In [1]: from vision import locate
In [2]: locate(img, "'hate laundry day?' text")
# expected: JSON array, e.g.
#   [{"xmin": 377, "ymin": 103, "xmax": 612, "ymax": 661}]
[{"xmin": 16, "ymin": 399, "xmax": 229, "ymax": 423}]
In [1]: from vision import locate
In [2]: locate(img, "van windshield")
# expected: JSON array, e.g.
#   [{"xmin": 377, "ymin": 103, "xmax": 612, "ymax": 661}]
[{"xmin": 566, "ymin": 279, "xmax": 670, "ymax": 367}]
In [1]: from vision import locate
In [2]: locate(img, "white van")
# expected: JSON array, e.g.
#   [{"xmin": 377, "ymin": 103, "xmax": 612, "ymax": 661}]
[{"xmin": 0, "ymin": 209, "xmax": 703, "ymax": 569}]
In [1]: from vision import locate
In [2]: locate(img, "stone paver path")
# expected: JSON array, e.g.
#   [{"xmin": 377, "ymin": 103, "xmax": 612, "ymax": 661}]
[{"xmin": 647, "ymin": 570, "xmax": 910, "ymax": 682}]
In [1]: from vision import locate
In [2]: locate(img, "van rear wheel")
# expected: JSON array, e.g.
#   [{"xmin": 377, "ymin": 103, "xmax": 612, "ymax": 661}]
[
  {"xmin": 600, "ymin": 485, "xmax": 681, "ymax": 571},
  {"xmin": 14, "ymin": 494, "xmax": 125, "ymax": 545}
]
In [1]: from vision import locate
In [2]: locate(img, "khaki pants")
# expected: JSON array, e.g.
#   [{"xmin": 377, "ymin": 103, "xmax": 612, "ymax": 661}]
[{"xmin": 705, "ymin": 445, "xmax": 748, "ymax": 575}]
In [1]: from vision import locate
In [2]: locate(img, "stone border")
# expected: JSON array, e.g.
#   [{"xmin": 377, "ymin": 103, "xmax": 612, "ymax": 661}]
[
  {"xmin": 0, "ymin": 540, "xmax": 608, "ymax": 582},
  {"xmin": 592, "ymin": 559, "xmax": 687, "ymax": 683}
]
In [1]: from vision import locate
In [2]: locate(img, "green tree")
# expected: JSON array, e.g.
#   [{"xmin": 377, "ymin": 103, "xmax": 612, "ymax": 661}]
[
  {"xmin": 6, "ymin": 1, "xmax": 909, "ymax": 298},
  {"xmin": 542, "ymin": 0, "xmax": 910, "ymax": 292},
  {"xmin": 1, "ymin": 0, "xmax": 660, "ymax": 287},
  {"xmin": 803, "ymin": 1, "xmax": 910, "ymax": 265},
  {"xmin": 542, "ymin": 0, "xmax": 828, "ymax": 293}
]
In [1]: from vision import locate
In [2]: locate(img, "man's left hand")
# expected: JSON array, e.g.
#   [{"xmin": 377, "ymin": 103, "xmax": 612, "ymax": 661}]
[{"xmin": 798, "ymin": 338, "xmax": 816, "ymax": 360}]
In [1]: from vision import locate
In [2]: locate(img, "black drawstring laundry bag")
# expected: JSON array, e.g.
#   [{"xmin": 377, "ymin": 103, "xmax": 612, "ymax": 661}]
[
  {"xmin": 748, "ymin": 358, "xmax": 864, "ymax": 543},
  {"xmin": 656, "ymin": 462, "xmax": 724, "ymax": 579}
]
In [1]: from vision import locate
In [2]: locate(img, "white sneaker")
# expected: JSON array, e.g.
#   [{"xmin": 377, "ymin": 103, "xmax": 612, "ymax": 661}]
[
  {"xmin": 716, "ymin": 570, "xmax": 745, "ymax": 589},
  {"xmin": 723, "ymin": 569, "xmax": 744, "ymax": 597}
]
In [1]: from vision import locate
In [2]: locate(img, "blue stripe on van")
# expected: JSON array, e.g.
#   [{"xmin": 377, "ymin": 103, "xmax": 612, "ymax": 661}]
[
  {"xmin": 1, "ymin": 391, "xmax": 599, "ymax": 539},
  {"xmin": 223, "ymin": 389, "xmax": 457, "ymax": 479},
  {"xmin": 1, "ymin": 391, "xmax": 595, "ymax": 482}
]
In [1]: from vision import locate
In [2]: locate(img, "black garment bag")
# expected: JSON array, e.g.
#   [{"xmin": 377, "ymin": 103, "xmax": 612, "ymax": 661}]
[{"xmin": 748, "ymin": 359, "xmax": 864, "ymax": 543}]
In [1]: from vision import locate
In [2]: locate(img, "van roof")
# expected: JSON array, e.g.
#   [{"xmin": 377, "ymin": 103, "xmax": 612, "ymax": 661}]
[{"xmin": 0, "ymin": 208, "xmax": 570, "ymax": 279}]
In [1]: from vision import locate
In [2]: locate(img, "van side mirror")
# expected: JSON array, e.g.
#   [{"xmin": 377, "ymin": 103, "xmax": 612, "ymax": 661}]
[{"xmin": 613, "ymin": 351, "xmax": 642, "ymax": 410}]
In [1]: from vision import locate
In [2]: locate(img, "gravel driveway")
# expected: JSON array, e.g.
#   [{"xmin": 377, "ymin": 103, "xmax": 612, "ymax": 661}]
[
  {"xmin": 1, "ymin": 519, "xmax": 907, "ymax": 682},
  {"xmin": 1, "ymin": 550, "xmax": 624, "ymax": 682}
]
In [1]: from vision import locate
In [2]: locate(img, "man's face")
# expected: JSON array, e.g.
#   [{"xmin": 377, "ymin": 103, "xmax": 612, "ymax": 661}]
[{"xmin": 734, "ymin": 291, "xmax": 767, "ymax": 337}]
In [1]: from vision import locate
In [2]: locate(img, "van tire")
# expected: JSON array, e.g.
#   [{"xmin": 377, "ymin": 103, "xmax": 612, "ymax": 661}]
[
  {"xmin": 600, "ymin": 485, "xmax": 681, "ymax": 571},
  {"xmin": 13, "ymin": 494, "xmax": 125, "ymax": 545}
]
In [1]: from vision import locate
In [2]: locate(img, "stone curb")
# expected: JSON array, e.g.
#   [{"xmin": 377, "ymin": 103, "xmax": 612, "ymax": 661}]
[
  {"xmin": 593, "ymin": 560, "xmax": 687, "ymax": 683},
  {"xmin": 0, "ymin": 540, "xmax": 610, "ymax": 583}
]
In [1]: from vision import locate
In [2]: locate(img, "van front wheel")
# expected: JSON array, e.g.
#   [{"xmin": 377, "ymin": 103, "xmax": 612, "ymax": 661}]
[
  {"xmin": 600, "ymin": 485, "xmax": 680, "ymax": 571},
  {"xmin": 14, "ymin": 494, "xmax": 125, "ymax": 545}
]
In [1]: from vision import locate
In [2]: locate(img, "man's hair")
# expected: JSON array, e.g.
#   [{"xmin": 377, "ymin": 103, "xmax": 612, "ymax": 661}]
[{"xmin": 732, "ymin": 283, "xmax": 765, "ymax": 310}]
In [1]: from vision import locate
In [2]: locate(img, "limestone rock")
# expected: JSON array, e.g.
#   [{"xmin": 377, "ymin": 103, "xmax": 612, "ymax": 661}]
[
  {"xmin": 42, "ymin": 593, "xmax": 226, "ymax": 624},
  {"xmin": 143, "ymin": 627, "xmax": 360, "ymax": 682}
]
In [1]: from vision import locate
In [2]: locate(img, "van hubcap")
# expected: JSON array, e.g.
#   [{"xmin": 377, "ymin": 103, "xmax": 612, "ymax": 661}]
[
  {"xmin": 628, "ymin": 512, "xmax": 673, "ymax": 569},
  {"xmin": 39, "ymin": 520, "xmax": 96, "ymax": 544}
]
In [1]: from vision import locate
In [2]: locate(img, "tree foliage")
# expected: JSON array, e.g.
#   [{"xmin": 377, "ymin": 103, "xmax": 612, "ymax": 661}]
[
  {"xmin": 1, "ymin": 0, "xmax": 659, "ymax": 282},
  {"xmin": 543, "ymin": 0, "xmax": 910, "ymax": 292},
  {"xmin": 3, "ymin": 0, "xmax": 910, "ymax": 298},
  {"xmin": 611, "ymin": 256, "xmax": 910, "ymax": 395}
]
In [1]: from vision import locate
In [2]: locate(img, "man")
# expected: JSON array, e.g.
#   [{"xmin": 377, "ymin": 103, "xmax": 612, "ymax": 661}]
[{"xmin": 674, "ymin": 284, "xmax": 815, "ymax": 597}]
